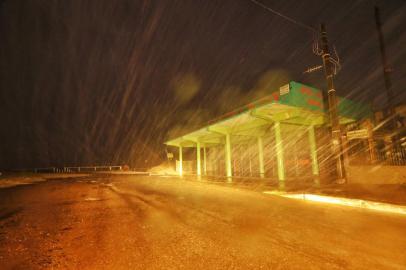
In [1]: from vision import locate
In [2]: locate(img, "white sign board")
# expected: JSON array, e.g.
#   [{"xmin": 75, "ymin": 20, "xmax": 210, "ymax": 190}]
[
  {"xmin": 279, "ymin": 84, "xmax": 290, "ymax": 95},
  {"xmin": 347, "ymin": 129, "xmax": 369, "ymax": 140}
]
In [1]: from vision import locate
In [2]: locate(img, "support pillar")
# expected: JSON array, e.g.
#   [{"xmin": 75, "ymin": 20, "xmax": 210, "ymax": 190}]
[
  {"xmin": 257, "ymin": 136, "xmax": 265, "ymax": 178},
  {"xmin": 225, "ymin": 133, "xmax": 232, "ymax": 179},
  {"xmin": 203, "ymin": 146, "xmax": 207, "ymax": 175},
  {"xmin": 274, "ymin": 122, "xmax": 285, "ymax": 189},
  {"xmin": 196, "ymin": 141, "xmax": 201, "ymax": 176},
  {"xmin": 178, "ymin": 145, "xmax": 183, "ymax": 176},
  {"xmin": 308, "ymin": 125, "xmax": 320, "ymax": 186}
]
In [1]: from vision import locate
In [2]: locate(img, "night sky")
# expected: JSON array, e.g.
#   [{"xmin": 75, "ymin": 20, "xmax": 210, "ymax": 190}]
[{"xmin": 0, "ymin": 0, "xmax": 405, "ymax": 170}]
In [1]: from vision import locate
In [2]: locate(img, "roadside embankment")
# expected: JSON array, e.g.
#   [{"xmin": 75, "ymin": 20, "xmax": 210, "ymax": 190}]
[{"xmin": 0, "ymin": 173, "xmax": 90, "ymax": 189}]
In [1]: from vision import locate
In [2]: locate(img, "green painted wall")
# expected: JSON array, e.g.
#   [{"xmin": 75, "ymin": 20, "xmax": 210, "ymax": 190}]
[{"xmin": 277, "ymin": 81, "xmax": 372, "ymax": 120}]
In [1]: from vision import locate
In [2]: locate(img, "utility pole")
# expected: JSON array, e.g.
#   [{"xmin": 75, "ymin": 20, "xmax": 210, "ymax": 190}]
[
  {"xmin": 375, "ymin": 6, "xmax": 398, "ymax": 144},
  {"xmin": 320, "ymin": 23, "xmax": 346, "ymax": 182},
  {"xmin": 375, "ymin": 7, "xmax": 395, "ymax": 119}
]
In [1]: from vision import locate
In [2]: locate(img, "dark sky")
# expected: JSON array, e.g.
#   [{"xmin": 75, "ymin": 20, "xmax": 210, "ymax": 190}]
[{"xmin": 0, "ymin": 0, "xmax": 405, "ymax": 170}]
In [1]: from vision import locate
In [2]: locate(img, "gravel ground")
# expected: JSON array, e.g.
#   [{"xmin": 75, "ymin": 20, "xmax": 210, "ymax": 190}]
[{"xmin": 0, "ymin": 175, "xmax": 405, "ymax": 269}]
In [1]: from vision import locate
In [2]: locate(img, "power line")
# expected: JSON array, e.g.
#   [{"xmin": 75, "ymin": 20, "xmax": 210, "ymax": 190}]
[{"xmin": 248, "ymin": 0, "xmax": 316, "ymax": 32}]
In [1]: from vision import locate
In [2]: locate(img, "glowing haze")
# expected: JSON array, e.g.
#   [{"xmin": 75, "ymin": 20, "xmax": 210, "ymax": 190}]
[{"xmin": 0, "ymin": 0, "xmax": 405, "ymax": 170}]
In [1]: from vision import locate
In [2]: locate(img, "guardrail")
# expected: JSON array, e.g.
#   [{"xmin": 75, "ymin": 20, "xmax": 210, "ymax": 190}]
[{"xmin": 32, "ymin": 166, "xmax": 123, "ymax": 173}]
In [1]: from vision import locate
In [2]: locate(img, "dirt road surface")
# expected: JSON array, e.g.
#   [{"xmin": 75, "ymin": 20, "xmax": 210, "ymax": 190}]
[{"xmin": 0, "ymin": 175, "xmax": 405, "ymax": 269}]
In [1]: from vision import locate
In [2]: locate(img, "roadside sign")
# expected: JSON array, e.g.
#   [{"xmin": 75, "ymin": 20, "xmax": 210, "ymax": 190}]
[
  {"xmin": 347, "ymin": 129, "xmax": 369, "ymax": 140},
  {"xmin": 279, "ymin": 84, "xmax": 290, "ymax": 95}
]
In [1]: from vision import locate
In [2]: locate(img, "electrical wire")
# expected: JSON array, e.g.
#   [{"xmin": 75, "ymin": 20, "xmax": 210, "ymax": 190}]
[{"xmin": 248, "ymin": 0, "xmax": 316, "ymax": 32}]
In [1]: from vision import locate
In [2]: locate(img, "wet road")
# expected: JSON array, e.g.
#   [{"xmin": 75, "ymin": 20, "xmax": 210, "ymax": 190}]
[{"xmin": 0, "ymin": 175, "xmax": 405, "ymax": 269}]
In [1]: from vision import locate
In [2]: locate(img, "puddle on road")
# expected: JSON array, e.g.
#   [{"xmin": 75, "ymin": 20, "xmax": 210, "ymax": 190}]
[
  {"xmin": 101, "ymin": 183, "xmax": 114, "ymax": 187},
  {"xmin": 84, "ymin": 197, "xmax": 102, "ymax": 202}
]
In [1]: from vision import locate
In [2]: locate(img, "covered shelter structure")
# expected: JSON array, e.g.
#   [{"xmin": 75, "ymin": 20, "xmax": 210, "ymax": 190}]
[{"xmin": 165, "ymin": 81, "xmax": 371, "ymax": 187}]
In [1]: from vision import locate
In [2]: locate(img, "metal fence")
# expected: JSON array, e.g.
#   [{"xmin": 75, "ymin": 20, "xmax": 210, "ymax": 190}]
[
  {"xmin": 32, "ymin": 165, "xmax": 123, "ymax": 173},
  {"xmin": 375, "ymin": 144, "xmax": 406, "ymax": 166}
]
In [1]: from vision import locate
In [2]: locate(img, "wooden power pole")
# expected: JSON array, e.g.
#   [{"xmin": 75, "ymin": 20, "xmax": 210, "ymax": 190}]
[
  {"xmin": 320, "ymin": 23, "xmax": 346, "ymax": 182},
  {"xmin": 374, "ymin": 6, "xmax": 395, "ymax": 121},
  {"xmin": 374, "ymin": 5, "xmax": 400, "ymax": 161}
]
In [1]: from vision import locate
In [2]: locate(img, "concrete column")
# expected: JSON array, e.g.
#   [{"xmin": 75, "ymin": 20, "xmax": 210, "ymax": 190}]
[
  {"xmin": 178, "ymin": 145, "xmax": 183, "ymax": 176},
  {"xmin": 225, "ymin": 133, "xmax": 232, "ymax": 179},
  {"xmin": 196, "ymin": 141, "xmax": 201, "ymax": 176},
  {"xmin": 203, "ymin": 146, "xmax": 207, "ymax": 175},
  {"xmin": 257, "ymin": 136, "xmax": 265, "ymax": 178},
  {"xmin": 274, "ymin": 122, "xmax": 285, "ymax": 189},
  {"xmin": 308, "ymin": 125, "xmax": 320, "ymax": 186}
]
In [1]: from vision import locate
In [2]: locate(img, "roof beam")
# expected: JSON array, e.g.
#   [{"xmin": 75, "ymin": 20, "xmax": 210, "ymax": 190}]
[
  {"xmin": 231, "ymin": 126, "xmax": 269, "ymax": 137},
  {"xmin": 207, "ymin": 125, "xmax": 229, "ymax": 135},
  {"xmin": 250, "ymin": 110, "xmax": 273, "ymax": 122},
  {"xmin": 165, "ymin": 141, "xmax": 180, "ymax": 147},
  {"xmin": 229, "ymin": 118, "xmax": 269, "ymax": 133},
  {"xmin": 182, "ymin": 135, "xmax": 199, "ymax": 143},
  {"xmin": 252, "ymin": 108, "xmax": 326, "ymax": 126}
]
